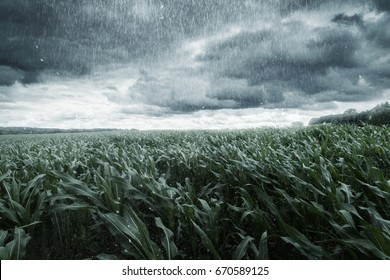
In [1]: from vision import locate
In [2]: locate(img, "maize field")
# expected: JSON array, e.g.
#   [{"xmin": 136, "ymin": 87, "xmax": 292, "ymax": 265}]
[{"xmin": 0, "ymin": 125, "xmax": 389, "ymax": 259}]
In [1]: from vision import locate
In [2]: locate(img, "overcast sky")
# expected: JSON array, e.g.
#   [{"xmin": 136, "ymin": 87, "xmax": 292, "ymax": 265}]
[{"xmin": 0, "ymin": 0, "xmax": 389, "ymax": 129}]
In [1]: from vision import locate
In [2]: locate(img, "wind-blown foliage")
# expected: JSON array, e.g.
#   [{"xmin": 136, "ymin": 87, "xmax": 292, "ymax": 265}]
[
  {"xmin": 0, "ymin": 125, "xmax": 389, "ymax": 259},
  {"xmin": 309, "ymin": 102, "xmax": 390, "ymax": 126}
]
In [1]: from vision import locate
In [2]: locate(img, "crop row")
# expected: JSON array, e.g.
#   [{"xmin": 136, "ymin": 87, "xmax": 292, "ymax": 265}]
[{"xmin": 0, "ymin": 125, "xmax": 389, "ymax": 259}]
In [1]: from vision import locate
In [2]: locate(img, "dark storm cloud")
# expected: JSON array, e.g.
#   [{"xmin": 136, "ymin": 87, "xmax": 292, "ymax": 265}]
[
  {"xmin": 0, "ymin": 66, "xmax": 24, "ymax": 86},
  {"xmin": 205, "ymin": 78, "xmax": 284, "ymax": 108},
  {"xmin": 120, "ymin": 0, "xmax": 389, "ymax": 112},
  {"xmin": 0, "ymin": 0, "xmax": 96, "ymax": 85},
  {"xmin": 0, "ymin": 0, "xmax": 272, "ymax": 86},
  {"xmin": 1, "ymin": 0, "xmax": 389, "ymax": 114},
  {"xmin": 195, "ymin": 21, "xmax": 372, "ymax": 108},
  {"xmin": 279, "ymin": 0, "xmax": 332, "ymax": 13},
  {"xmin": 279, "ymin": 0, "xmax": 386, "ymax": 13},
  {"xmin": 332, "ymin": 13, "xmax": 364, "ymax": 26},
  {"xmin": 0, "ymin": 0, "xmax": 163, "ymax": 85},
  {"xmin": 372, "ymin": 0, "xmax": 390, "ymax": 11},
  {"xmin": 223, "ymin": 29, "xmax": 359, "ymax": 84},
  {"xmin": 366, "ymin": 14, "xmax": 390, "ymax": 48}
]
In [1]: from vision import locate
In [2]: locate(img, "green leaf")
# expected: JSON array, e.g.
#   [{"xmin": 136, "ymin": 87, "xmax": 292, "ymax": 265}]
[
  {"xmin": 0, "ymin": 247, "xmax": 9, "ymax": 260},
  {"xmin": 99, "ymin": 212, "xmax": 142, "ymax": 245},
  {"xmin": 258, "ymin": 231, "xmax": 268, "ymax": 260},
  {"xmin": 281, "ymin": 222, "xmax": 328, "ymax": 259},
  {"xmin": 11, "ymin": 200, "xmax": 27, "ymax": 223},
  {"xmin": 0, "ymin": 230, "xmax": 8, "ymax": 247},
  {"xmin": 47, "ymin": 203, "xmax": 92, "ymax": 212},
  {"xmin": 232, "ymin": 235, "xmax": 254, "ymax": 260},
  {"xmin": 155, "ymin": 217, "xmax": 178, "ymax": 260},
  {"xmin": 362, "ymin": 224, "xmax": 390, "ymax": 256},
  {"xmin": 358, "ymin": 180, "xmax": 389, "ymax": 199},
  {"xmin": 51, "ymin": 171, "xmax": 105, "ymax": 209},
  {"xmin": 5, "ymin": 228, "xmax": 30, "ymax": 260},
  {"xmin": 0, "ymin": 202, "xmax": 19, "ymax": 224},
  {"xmin": 99, "ymin": 211, "xmax": 160, "ymax": 260},
  {"xmin": 340, "ymin": 238, "xmax": 389, "ymax": 259},
  {"xmin": 192, "ymin": 221, "xmax": 220, "ymax": 259},
  {"xmin": 31, "ymin": 191, "xmax": 47, "ymax": 222},
  {"xmin": 21, "ymin": 174, "xmax": 46, "ymax": 206},
  {"xmin": 0, "ymin": 171, "xmax": 11, "ymax": 182},
  {"xmin": 360, "ymin": 207, "xmax": 390, "ymax": 233},
  {"xmin": 338, "ymin": 210, "xmax": 356, "ymax": 229}
]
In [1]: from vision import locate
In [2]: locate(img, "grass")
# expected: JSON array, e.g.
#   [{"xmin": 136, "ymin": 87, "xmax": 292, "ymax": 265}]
[{"xmin": 0, "ymin": 125, "xmax": 389, "ymax": 259}]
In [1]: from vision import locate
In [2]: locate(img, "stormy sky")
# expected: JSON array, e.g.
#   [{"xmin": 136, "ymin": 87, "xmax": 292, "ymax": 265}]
[{"xmin": 0, "ymin": 0, "xmax": 389, "ymax": 129}]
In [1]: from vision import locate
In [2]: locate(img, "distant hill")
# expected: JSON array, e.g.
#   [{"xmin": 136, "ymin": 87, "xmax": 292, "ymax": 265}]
[
  {"xmin": 309, "ymin": 102, "xmax": 390, "ymax": 126},
  {"xmin": 0, "ymin": 127, "xmax": 125, "ymax": 135}
]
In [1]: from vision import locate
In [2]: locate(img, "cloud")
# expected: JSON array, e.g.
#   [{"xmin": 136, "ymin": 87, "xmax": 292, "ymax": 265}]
[
  {"xmin": 103, "ymin": 0, "xmax": 389, "ymax": 114},
  {"xmin": 279, "ymin": 0, "xmax": 390, "ymax": 14},
  {"xmin": 0, "ymin": 0, "xmax": 389, "ymax": 124},
  {"xmin": 372, "ymin": 0, "xmax": 390, "ymax": 11},
  {"xmin": 0, "ymin": 66, "xmax": 24, "ymax": 86},
  {"xmin": 194, "ymin": 19, "xmax": 374, "ymax": 107},
  {"xmin": 332, "ymin": 13, "xmax": 364, "ymax": 26},
  {"xmin": 365, "ymin": 14, "xmax": 390, "ymax": 48},
  {"xmin": 0, "ymin": 1, "xmax": 93, "ymax": 85},
  {"xmin": 196, "ymin": 3, "xmax": 389, "ymax": 108},
  {"xmin": 206, "ymin": 78, "xmax": 284, "ymax": 107},
  {"xmin": 0, "ymin": 0, "xmax": 167, "ymax": 85},
  {"xmin": 0, "ymin": 0, "xmax": 279, "ymax": 86},
  {"xmin": 128, "ymin": 70, "xmax": 235, "ymax": 112},
  {"xmin": 279, "ymin": 0, "xmax": 333, "ymax": 13}
]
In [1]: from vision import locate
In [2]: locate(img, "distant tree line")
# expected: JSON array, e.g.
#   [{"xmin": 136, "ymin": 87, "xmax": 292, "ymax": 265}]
[
  {"xmin": 309, "ymin": 102, "xmax": 390, "ymax": 126},
  {"xmin": 0, "ymin": 127, "xmax": 124, "ymax": 135}
]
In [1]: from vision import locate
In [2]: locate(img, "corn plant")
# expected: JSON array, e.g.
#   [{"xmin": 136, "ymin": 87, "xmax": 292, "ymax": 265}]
[{"xmin": 0, "ymin": 125, "xmax": 389, "ymax": 259}]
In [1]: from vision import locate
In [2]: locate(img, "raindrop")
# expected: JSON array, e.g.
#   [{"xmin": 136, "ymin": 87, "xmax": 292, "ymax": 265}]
[
  {"xmin": 35, "ymin": 45, "xmax": 39, "ymax": 49},
  {"xmin": 40, "ymin": 58, "xmax": 44, "ymax": 62},
  {"xmin": 115, "ymin": 210, "xmax": 120, "ymax": 214}
]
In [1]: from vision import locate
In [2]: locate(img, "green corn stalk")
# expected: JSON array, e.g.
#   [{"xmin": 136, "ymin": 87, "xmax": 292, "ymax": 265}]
[
  {"xmin": 155, "ymin": 217, "xmax": 178, "ymax": 259},
  {"xmin": 0, "ymin": 228, "xmax": 31, "ymax": 260}
]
